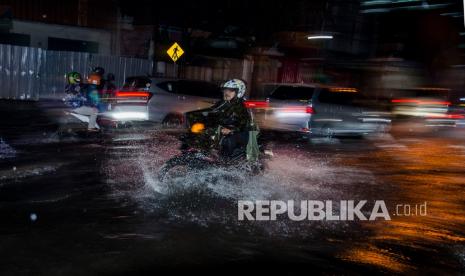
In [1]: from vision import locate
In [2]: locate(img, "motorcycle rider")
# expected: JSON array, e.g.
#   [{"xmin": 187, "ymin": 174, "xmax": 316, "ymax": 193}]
[
  {"xmin": 197, "ymin": 79, "xmax": 252, "ymax": 158},
  {"xmin": 63, "ymin": 72, "xmax": 86, "ymax": 108},
  {"xmin": 104, "ymin": 73, "xmax": 116, "ymax": 92},
  {"xmin": 65, "ymin": 72, "xmax": 82, "ymax": 95},
  {"xmin": 70, "ymin": 73, "xmax": 101, "ymax": 131},
  {"xmin": 159, "ymin": 79, "xmax": 261, "ymax": 181},
  {"xmin": 101, "ymin": 73, "xmax": 116, "ymax": 101},
  {"xmin": 91, "ymin": 66, "xmax": 106, "ymax": 91}
]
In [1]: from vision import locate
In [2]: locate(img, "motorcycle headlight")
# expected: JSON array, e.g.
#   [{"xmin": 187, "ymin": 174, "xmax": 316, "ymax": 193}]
[{"xmin": 191, "ymin": 123, "xmax": 205, "ymax": 134}]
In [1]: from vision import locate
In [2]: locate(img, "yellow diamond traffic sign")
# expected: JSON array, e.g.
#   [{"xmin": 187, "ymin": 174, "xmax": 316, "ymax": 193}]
[{"xmin": 166, "ymin": 42, "xmax": 184, "ymax": 62}]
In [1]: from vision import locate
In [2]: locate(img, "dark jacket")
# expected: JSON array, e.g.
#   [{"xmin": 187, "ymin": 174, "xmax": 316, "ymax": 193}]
[
  {"xmin": 207, "ymin": 98, "xmax": 251, "ymax": 133},
  {"xmin": 183, "ymin": 97, "xmax": 252, "ymax": 151}
]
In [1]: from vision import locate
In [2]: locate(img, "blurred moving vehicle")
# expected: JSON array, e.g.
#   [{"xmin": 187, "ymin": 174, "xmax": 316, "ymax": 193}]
[
  {"xmin": 98, "ymin": 76, "xmax": 221, "ymax": 127},
  {"xmin": 390, "ymin": 88, "xmax": 450, "ymax": 118},
  {"xmin": 424, "ymin": 103, "xmax": 465, "ymax": 128},
  {"xmin": 246, "ymin": 83, "xmax": 391, "ymax": 137}
]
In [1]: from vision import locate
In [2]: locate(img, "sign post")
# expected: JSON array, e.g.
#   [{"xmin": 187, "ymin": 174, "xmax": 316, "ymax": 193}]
[
  {"xmin": 166, "ymin": 42, "xmax": 184, "ymax": 78},
  {"xmin": 166, "ymin": 42, "xmax": 184, "ymax": 63}
]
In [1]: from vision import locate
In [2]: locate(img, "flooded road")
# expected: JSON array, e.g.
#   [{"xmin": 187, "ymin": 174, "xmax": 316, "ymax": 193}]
[{"xmin": 0, "ymin": 102, "xmax": 464, "ymax": 275}]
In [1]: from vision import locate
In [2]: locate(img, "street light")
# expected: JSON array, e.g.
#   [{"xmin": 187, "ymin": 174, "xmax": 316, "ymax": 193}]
[{"xmin": 307, "ymin": 35, "xmax": 333, "ymax": 40}]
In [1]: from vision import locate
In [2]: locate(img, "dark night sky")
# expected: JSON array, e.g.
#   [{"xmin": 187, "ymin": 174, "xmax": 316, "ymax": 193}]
[
  {"xmin": 117, "ymin": 0, "xmax": 328, "ymax": 36},
  {"xmin": 117, "ymin": 0, "xmax": 465, "ymax": 64}
]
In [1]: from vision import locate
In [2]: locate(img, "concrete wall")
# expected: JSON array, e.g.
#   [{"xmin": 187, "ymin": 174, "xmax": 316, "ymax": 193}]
[{"xmin": 11, "ymin": 20, "xmax": 112, "ymax": 55}]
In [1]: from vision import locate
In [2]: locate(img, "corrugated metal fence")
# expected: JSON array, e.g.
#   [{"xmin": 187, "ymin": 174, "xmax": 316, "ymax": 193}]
[{"xmin": 0, "ymin": 44, "xmax": 153, "ymax": 100}]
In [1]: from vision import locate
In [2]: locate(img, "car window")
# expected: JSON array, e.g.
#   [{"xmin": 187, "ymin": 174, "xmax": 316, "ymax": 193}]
[
  {"xmin": 253, "ymin": 84, "xmax": 279, "ymax": 98},
  {"xmin": 156, "ymin": 81, "xmax": 176, "ymax": 93},
  {"xmin": 270, "ymin": 86, "xmax": 315, "ymax": 101},
  {"xmin": 122, "ymin": 77, "xmax": 151, "ymax": 90},
  {"xmin": 176, "ymin": 80, "xmax": 222, "ymax": 99},
  {"xmin": 318, "ymin": 89, "xmax": 359, "ymax": 105}
]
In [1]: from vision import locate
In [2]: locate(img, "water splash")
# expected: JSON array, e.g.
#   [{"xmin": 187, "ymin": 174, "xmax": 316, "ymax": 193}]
[
  {"xmin": 102, "ymin": 133, "xmax": 377, "ymax": 238},
  {"xmin": 0, "ymin": 138, "xmax": 16, "ymax": 159}
]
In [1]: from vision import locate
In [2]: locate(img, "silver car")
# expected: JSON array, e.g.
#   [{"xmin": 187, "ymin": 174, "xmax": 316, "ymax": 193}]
[
  {"xmin": 248, "ymin": 83, "xmax": 391, "ymax": 137},
  {"xmin": 102, "ymin": 77, "xmax": 221, "ymax": 126},
  {"xmin": 147, "ymin": 78, "xmax": 221, "ymax": 125}
]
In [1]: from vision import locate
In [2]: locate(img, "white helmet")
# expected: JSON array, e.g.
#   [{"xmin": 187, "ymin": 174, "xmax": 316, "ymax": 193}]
[{"xmin": 221, "ymin": 79, "xmax": 246, "ymax": 98}]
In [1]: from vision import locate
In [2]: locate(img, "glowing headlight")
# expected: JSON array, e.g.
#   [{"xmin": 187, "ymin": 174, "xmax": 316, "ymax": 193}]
[{"xmin": 191, "ymin": 123, "xmax": 205, "ymax": 133}]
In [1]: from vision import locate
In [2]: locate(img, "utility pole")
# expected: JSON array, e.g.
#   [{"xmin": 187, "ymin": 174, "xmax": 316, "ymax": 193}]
[
  {"xmin": 113, "ymin": 5, "xmax": 121, "ymax": 56},
  {"xmin": 77, "ymin": 0, "xmax": 88, "ymax": 27}
]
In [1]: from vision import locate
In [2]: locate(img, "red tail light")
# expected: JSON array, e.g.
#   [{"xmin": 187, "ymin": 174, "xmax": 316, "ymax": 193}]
[
  {"xmin": 281, "ymin": 106, "xmax": 314, "ymax": 114},
  {"xmin": 419, "ymin": 100, "xmax": 451, "ymax": 106},
  {"xmin": 391, "ymin": 99, "xmax": 450, "ymax": 106},
  {"xmin": 428, "ymin": 114, "xmax": 465, "ymax": 119},
  {"xmin": 116, "ymin": 91, "xmax": 151, "ymax": 98},
  {"xmin": 391, "ymin": 99, "xmax": 417, "ymax": 104},
  {"xmin": 115, "ymin": 91, "xmax": 152, "ymax": 103},
  {"xmin": 244, "ymin": 100, "xmax": 269, "ymax": 108},
  {"xmin": 448, "ymin": 114, "xmax": 465, "ymax": 119}
]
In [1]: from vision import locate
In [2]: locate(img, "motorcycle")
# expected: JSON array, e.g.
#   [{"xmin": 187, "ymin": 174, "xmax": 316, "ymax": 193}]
[
  {"xmin": 60, "ymin": 85, "xmax": 122, "ymax": 135},
  {"xmin": 158, "ymin": 110, "xmax": 271, "ymax": 182}
]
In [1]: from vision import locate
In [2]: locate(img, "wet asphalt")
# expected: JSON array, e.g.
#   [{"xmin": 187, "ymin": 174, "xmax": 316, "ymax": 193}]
[{"xmin": 0, "ymin": 100, "xmax": 464, "ymax": 275}]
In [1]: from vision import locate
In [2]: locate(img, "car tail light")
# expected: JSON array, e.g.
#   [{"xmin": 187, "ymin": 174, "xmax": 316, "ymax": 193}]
[
  {"xmin": 428, "ymin": 114, "xmax": 465, "ymax": 119},
  {"xmin": 449, "ymin": 114, "xmax": 465, "ymax": 119},
  {"xmin": 391, "ymin": 99, "xmax": 418, "ymax": 104},
  {"xmin": 418, "ymin": 100, "xmax": 450, "ymax": 106},
  {"xmin": 281, "ymin": 106, "xmax": 314, "ymax": 114},
  {"xmin": 244, "ymin": 100, "xmax": 269, "ymax": 109},
  {"xmin": 116, "ymin": 91, "xmax": 151, "ymax": 97},
  {"xmin": 115, "ymin": 91, "xmax": 152, "ymax": 102},
  {"xmin": 391, "ymin": 99, "xmax": 450, "ymax": 106}
]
